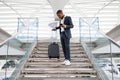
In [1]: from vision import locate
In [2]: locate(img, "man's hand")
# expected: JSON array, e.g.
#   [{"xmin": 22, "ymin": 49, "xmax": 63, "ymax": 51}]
[
  {"xmin": 52, "ymin": 28, "xmax": 56, "ymax": 31},
  {"xmin": 60, "ymin": 24, "xmax": 66, "ymax": 28}
]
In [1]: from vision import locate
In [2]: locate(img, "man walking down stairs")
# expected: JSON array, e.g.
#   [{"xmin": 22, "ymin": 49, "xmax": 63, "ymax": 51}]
[
  {"xmin": 52, "ymin": 10, "xmax": 74, "ymax": 65},
  {"xmin": 17, "ymin": 42, "xmax": 100, "ymax": 80}
]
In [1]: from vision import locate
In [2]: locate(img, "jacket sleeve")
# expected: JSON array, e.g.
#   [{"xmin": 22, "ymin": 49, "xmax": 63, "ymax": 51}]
[
  {"xmin": 65, "ymin": 17, "xmax": 74, "ymax": 29},
  {"xmin": 55, "ymin": 26, "xmax": 60, "ymax": 29}
]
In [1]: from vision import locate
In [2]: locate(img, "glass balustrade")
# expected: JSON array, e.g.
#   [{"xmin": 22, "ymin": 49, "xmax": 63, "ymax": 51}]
[
  {"xmin": 80, "ymin": 17, "xmax": 120, "ymax": 80},
  {"xmin": 0, "ymin": 28, "xmax": 37, "ymax": 80}
]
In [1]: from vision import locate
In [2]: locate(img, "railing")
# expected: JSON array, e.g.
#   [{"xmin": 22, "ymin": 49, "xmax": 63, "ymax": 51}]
[
  {"xmin": 0, "ymin": 28, "xmax": 37, "ymax": 80},
  {"xmin": 80, "ymin": 17, "xmax": 120, "ymax": 80}
]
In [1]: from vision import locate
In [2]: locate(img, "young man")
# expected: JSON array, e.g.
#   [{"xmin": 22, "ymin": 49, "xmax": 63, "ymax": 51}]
[{"xmin": 52, "ymin": 10, "xmax": 74, "ymax": 65}]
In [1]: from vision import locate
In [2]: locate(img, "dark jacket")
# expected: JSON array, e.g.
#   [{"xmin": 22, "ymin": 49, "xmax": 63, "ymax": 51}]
[{"xmin": 56, "ymin": 16, "xmax": 74, "ymax": 39}]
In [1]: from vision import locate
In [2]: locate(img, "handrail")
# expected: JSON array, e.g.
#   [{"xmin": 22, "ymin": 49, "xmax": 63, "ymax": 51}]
[{"xmin": 92, "ymin": 27, "xmax": 120, "ymax": 48}]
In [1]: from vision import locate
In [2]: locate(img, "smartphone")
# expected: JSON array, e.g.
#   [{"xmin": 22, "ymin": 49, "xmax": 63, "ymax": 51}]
[{"xmin": 60, "ymin": 24, "xmax": 62, "ymax": 26}]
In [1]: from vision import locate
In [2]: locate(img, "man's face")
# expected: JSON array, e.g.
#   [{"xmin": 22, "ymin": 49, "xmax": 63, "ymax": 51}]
[{"xmin": 57, "ymin": 13, "xmax": 64, "ymax": 19}]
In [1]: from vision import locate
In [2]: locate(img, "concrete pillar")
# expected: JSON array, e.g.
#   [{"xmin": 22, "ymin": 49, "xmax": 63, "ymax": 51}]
[
  {"xmin": 118, "ymin": 0, "xmax": 120, "ymax": 24},
  {"xmin": 47, "ymin": 0, "xmax": 69, "ymax": 20}
]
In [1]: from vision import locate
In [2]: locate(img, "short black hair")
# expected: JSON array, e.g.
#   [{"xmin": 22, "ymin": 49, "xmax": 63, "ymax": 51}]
[{"xmin": 56, "ymin": 10, "xmax": 63, "ymax": 14}]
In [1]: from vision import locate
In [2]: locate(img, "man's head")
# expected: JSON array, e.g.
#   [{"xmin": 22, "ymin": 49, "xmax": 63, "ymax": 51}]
[{"xmin": 56, "ymin": 10, "xmax": 64, "ymax": 19}]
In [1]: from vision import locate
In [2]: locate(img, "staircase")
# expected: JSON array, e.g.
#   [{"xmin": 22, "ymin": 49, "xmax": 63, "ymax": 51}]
[{"xmin": 17, "ymin": 42, "xmax": 100, "ymax": 80}]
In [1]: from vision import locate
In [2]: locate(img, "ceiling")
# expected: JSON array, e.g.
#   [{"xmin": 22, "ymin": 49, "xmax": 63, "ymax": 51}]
[{"xmin": 0, "ymin": 0, "xmax": 119, "ymax": 38}]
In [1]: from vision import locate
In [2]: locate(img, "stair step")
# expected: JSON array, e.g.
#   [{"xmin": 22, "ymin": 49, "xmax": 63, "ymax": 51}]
[
  {"xmin": 37, "ymin": 42, "xmax": 81, "ymax": 45},
  {"xmin": 25, "ymin": 62, "xmax": 92, "ymax": 66},
  {"xmin": 28, "ymin": 58, "xmax": 89, "ymax": 62},
  {"xmin": 36, "ymin": 47, "xmax": 83, "ymax": 49},
  {"xmin": 30, "ymin": 53, "xmax": 87, "ymax": 56},
  {"xmin": 35, "ymin": 45, "xmax": 82, "ymax": 48},
  {"xmin": 28, "ymin": 57, "xmax": 88, "ymax": 60},
  {"xmin": 18, "ymin": 77, "xmax": 99, "ymax": 80},
  {"xmin": 23, "ymin": 67, "xmax": 95, "ymax": 71},
  {"xmin": 34, "ymin": 48, "xmax": 85, "ymax": 52},
  {"xmin": 36, "ymin": 48, "xmax": 84, "ymax": 51},
  {"xmin": 27, "ymin": 61, "xmax": 89, "ymax": 63},
  {"xmin": 34, "ymin": 43, "xmax": 83, "ymax": 48},
  {"xmin": 30, "ymin": 56, "xmax": 88, "ymax": 58},
  {"xmin": 22, "ymin": 69, "xmax": 96, "ymax": 74},
  {"xmin": 25, "ymin": 64, "xmax": 93, "ymax": 68},
  {"xmin": 20, "ymin": 73, "xmax": 97, "ymax": 78},
  {"xmin": 26, "ymin": 62, "xmax": 90, "ymax": 65},
  {"xmin": 30, "ymin": 54, "xmax": 88, "ymax": 58},
  {"xmin": 27, "ymin": 59, "xmax": 89, "ymax": 63},
  {"xmin": 32, "ymin": 51, "xmax": 85, "ymax": 54},
  {"xmin": 36, "ymin": 44, "xmax": 82, "ymax": 48}
]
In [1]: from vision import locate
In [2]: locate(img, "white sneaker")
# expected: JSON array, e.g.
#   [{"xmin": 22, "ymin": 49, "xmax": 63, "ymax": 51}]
[
  {"xmin": 65, "ymin": 60, "xmax": 71, "ymax": 65},
  {"xmin": 61, "ymin": 60, "xmax": 67, "ymax": 65}
]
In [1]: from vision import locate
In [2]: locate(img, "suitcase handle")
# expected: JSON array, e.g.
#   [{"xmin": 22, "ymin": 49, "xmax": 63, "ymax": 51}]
[
  {"xmin": 51, "ymin": 30, "xmax": 58, "ymax": 43},
  {"xmin": 49, "ymin": 21, "xmax": 59, "ymax": 43}
]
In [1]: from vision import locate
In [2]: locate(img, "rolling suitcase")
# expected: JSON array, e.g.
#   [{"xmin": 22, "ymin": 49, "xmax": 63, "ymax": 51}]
[{"xmin": 48, "ymin": 30, "xmax": 60, "ymax": 59}]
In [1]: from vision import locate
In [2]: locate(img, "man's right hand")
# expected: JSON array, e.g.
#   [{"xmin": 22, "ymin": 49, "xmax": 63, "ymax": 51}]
[{"xmin": 52, "ymin": 28, "xmax": 56, "ymax": 31}]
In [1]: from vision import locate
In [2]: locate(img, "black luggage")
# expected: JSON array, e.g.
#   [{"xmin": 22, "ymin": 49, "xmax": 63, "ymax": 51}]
[
  {"xmin": 48, "ymin": 30, "xmax": 60, "ymax": 59},
  {"xmin": 48, "ymin": 42, "xmax": 60, "ymax": 59}
]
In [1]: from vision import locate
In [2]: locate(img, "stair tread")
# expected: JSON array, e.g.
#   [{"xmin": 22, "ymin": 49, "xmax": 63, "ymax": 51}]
[
  {"xmin": 35, "ymin": 48, "xmax": 84, "ymax": 50},
  {"xmin": 38, "ymin": 47, "xmax": 83, "ymax": 48},
  {"xmin": 30, "ymin": 56, "xmax": 88, "ymax": 58},
  {"xmin": 28, "ymin": 57, "xmax": 88, "ymax": 60},
  {"xmin": 22, "ymin": 70, "xmax": 96, "ymax": 74},
  {"xmin": 36, "ymin": 45, "xmax": 82, "ymax": 47},
  {"xmin": 30, "ymin": 53, "xmax": 87, "ymax": 56},
  {"xmin": 21, "ymin": 74, "xmax": 97, "ymax": 78},
  {"xmin": 37, "ymin": 43, "xmax": 81, "ymax": 45},
  {"xmin": 28, "ymin": 58, "xmax": 89, "ymax": 62},
  {"xmin": 30, "ymin": 54, "xmax": 87, "ymax": 56},
  {"xmin": 26, "ymin": 63, "xmax": 92, "ymax": 66},
  {"xmin": 37, "ymin": 44, "xmax": 82, "ymax": 47},
  {"xmin": 25, "ymin": 62, "xmax": 93, "ymax": 67},
  {"xmin": 22, "ymin": 69, "xmax": 96, "ymax": 74},
  {"xmin": 24, "ymin": 67, "xmax": 95, "ymax": 70},
  {"xmin": 26, "ymin": 62, "xmax": 91, "ymax": 65},
  {"xmin": 32, "ymin": 52, "xmax": 85, "ymax": 54},
  {"xmin": 36, "ymin": 50, "xmax": 85, "ymax": 53},
  {"xmin": 18, "ymin": 77, "xmax": 99, "ymax": 80},
  {"xmin": 37, "ymin": 45, "xmax": 82, "ymax": 48},
  {"xmin": 25, "ymin": 65, "xmax": 93, "ymax": 68}
]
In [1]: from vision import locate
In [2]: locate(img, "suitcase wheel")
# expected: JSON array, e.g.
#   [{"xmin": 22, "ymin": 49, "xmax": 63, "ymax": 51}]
[
  {"xmin": 57, "ymin": 57, "xmax": 60, "ymax": 59},
  {"xmin": 49, "ymin": 56, "xmax": 51, "ymax": 59}
]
